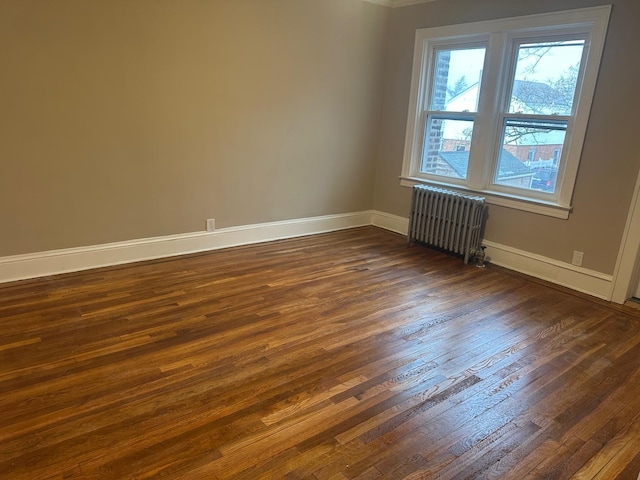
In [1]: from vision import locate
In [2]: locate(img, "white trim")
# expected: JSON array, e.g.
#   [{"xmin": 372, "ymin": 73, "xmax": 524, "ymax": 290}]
[
  {"xmin": 361, "ymin": 0, "xmax": 393, "ymax": 6},
  {"xmin": 361, "ymin": 0, "xmax": 435, "ymax": 7},
  {"xmin": 400, "ymin": 177, "xmax": 571, "ymax": 219},
  {"xmin": 610, "ymin": 165, "xmax": 640, "ymax": 304},
  {"xmin": 483, "ymin": 240, "xmax": 613, "ymax": 300},
  {"xmin": 0, "ymin": 209, "xmax": 614, "ymax": 302},
  {"xmin": 0, "ymin": 212, "xmax": 374, "ymax": 284},
  {"xmin": 372, "ymin": 211, "xmax": 410, "ymax": 235},
  {"xmin": 388, "ymin": 0, "xmax": 437, "ymax": 6}
]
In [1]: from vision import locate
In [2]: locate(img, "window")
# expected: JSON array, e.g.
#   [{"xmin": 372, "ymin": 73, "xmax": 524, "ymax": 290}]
[{"xmin": 400, "ymin": 7, "xmax": 611, "ymax": 219}]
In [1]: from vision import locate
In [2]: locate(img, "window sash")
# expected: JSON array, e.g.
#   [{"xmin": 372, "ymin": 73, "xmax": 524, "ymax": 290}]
[
  {"xmin": 492, "ymin": 117, "xmax": 569, "ymax": 195},
  {"xmin": 420, "ymin": 114, "xmax": 477, "ymax": 182},
  {"xmin": 501, "ymin": 33, "xmax": 590, "ymax": 117},
  {"xmin": 426, "ymin": 44, "xmax": 487, "ymax": 113}
]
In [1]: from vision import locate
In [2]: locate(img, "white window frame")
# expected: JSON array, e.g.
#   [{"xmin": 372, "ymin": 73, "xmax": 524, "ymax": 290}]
[{"xmin": 400, "ymin": 6, "xmax": 611, "ymax": 219}]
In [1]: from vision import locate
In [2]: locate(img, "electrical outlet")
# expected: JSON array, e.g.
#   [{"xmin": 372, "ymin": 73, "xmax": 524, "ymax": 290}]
[
  {"xmin": 206, "ymin": 219, "xmax": 215, "ymax": 232},
  {"xmin": 572, "ymin": 250, "xmax": 584, "ymax": 267}
]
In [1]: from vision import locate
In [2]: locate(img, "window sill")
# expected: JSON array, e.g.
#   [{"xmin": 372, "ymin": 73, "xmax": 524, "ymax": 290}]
[{"xmin": 400, "ymin": 177, "xmax": 571, "ymax": 219}]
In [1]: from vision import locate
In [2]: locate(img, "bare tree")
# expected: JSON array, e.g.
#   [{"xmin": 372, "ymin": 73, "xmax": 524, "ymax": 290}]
[
  {"xmin": 504, "ymin": 57, "xmax": 579, "ymax": 145},
  {"xmin": 447, "ymin": 75, "xmax": 469, "ymax": 99}
]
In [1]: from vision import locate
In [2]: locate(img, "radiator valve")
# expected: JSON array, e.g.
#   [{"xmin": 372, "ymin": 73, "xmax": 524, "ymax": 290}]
[{"xmin": 474, "ymin": 246, "xmax": 487, "ymax": 268}]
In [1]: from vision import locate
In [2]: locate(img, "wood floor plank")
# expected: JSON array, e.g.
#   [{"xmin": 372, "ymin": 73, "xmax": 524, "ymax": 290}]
[
  {"xmin": 572, "ymin": 410, "xmax": 640, "ymax": 480},
  {"xmin": 1, "ymin": 227, "xmax": 639, "ymax": 479}
]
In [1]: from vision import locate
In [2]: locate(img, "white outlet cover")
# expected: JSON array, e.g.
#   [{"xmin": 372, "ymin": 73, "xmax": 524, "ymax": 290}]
[{"xmin": 572, "ymin": 251, "xmax": 584, "ymax": 266}]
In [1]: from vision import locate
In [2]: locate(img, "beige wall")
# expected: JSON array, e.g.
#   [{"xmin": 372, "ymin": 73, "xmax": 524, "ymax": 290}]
[
  {"xmin": 373, "ymin": 0, "xmax": 640, "ymax": 275},
  {"xmin": 0, "ymin": 0, "xmax": 388, "ymax": 256},
  {"xmin": 2, "ymin": 0, "xmax": 639, "ymax": 278}
]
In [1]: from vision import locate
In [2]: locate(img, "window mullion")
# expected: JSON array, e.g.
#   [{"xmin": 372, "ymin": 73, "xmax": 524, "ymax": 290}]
[{"xmin": 466, "ymin": 32, "xmax": 507, "ymax": 190}]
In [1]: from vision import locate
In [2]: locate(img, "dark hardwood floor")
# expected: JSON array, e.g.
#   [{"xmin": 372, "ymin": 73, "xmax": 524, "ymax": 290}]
[{"xmin": 1, "ymin": 226, "xmax": 639, "ymax": 479}]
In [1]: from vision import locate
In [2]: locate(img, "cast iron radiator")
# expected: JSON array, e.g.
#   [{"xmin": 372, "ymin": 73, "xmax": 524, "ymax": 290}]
[{"xmin": 408, "ymin": 185, "xmax": 485, "ymax": 264}]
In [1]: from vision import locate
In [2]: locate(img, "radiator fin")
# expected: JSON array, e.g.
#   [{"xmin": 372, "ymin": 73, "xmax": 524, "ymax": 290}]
[{"xmin": 408, "ymin": 185, "xmax": 485, "ymax": 264}]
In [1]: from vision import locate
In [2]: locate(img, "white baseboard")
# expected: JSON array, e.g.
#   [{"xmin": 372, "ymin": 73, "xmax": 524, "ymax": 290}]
[
  {"xmin": 0, "ymin": 211, "xmax": 374, "ymax": 284},
  {"xmin": 0, "ymin": 209, "xmax": 615, "ymax": 302},
  {"xmin": 482, "ymin": 240, "xmax": 613, "ymax": 300},
  {"xmin": 371, "ymin": 211, "xmax": 409, "ymax": 235},
  {"xmin": 362, "ymin": 0, "xmax": 434, "ymax": 7}
]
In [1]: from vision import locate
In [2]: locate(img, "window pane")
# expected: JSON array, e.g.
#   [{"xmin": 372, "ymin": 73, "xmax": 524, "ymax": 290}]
[
  {"xmin": 495, "ymin": 118, "xmax": 567, "ymax": 193},
  {"xmin": 421, "ymin": 117, "xmax": 474, "ymax": 179},
  {"xmin": 509, "ymin": 40, "xmax": 585, "ymax": 115},
  {"xmin": 430, "ymin": 47, "xmax": 486, "ymax": 112}
]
